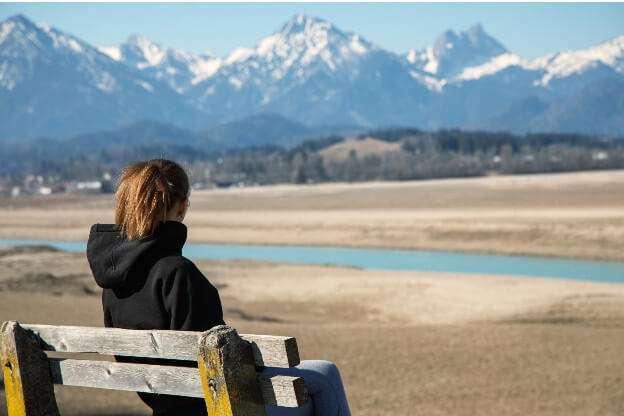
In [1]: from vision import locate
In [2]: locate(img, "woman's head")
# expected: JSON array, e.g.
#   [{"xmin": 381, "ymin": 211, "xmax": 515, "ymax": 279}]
[{"xmin": 115, "ymin": 159, "xmax": 190, "ymax": 239}]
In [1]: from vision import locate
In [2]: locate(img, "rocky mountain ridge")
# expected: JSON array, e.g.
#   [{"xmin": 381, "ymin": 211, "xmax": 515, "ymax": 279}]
[{"xmin": 1, "ymin": 13, "xmax": 623, "ymax": 141}]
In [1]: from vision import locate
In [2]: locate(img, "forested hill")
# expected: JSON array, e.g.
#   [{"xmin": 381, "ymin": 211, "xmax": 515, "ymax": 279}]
[{"xmin": 1, "ymin": 126, "xmax": 622, "ymax": 191}]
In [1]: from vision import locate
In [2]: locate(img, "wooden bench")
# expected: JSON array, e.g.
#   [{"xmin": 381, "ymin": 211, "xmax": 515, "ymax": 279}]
[{"xmin": 0, "ymin": 321, "xmax": 309, "ymax": 416}]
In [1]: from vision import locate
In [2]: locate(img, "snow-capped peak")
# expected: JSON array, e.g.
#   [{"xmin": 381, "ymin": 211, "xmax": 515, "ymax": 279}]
[
  {"xmin": 192, "ymin": 13, "xmax": 390, "ymax": 103},
  {"xmin": 279, "ymin": 13, "xmax": 332, "ymax": 37},
  {"xmin": 406, "ymin": 23, "xmax": 508, "ymax": 78},
  {"xmin": 0, "ymin": 17, "xmax": 17, "ymax": 45},
  {"xmin": 272, "ymin": 13, "xmax": 343, "ymax": 60},
  {"xmin": 126, "ymin": 34, "xmax": 168, "ymax": 67},
  {"xmin": 453, "ymin": 33, "xmax": 624, "ymax": 86},
  {"xmin": 3, "ymin": 13, "xmax": 624, "ymax": 139},
  {"xmin": 98, "ymin": 34, "xmax": 222, "ymax": 91},
  {"xmin": 4, "ymin": 13, "xmax": 30, "ymax": 24},
  {"xmin": 531, "ymin": 34, "xmax": 624, "ymax": 85},
  {"xmin": 1, "ymin": 13, "xmax": 88, "ymax": 54},
  {"xmin": 221, "ymin": 14, "xmax": 377, "ymax": 73},
  {"xmin": 433, "ymin": 31, "xmax": 624, "ymax": 88},
  {"xmin": 1, "ymin": 14, "xmax": 30, "ymax": 45},
  {"xmin": 1, "ymin": 14, "xmax": 35, "ymax": 37},
  {"xmin": 0, "ymin": 14, "xmax": 118, "ymax": 91}
]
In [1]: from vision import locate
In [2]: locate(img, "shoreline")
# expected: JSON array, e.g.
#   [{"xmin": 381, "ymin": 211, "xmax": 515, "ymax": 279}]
[
  {"xmin": 2, "ymin": 241, "xmax": 624, "ymax": 415},
  {"xmin": 2, "ymin": 244, "xmax": 624, "ymax": 326},
  {"xmin": 2, "ymin": 235, "xmax": 624, "ymax": 264},
  {"xmin": 3, "ymin": 170, "xmax": 624, "ymax": 415},
  {"xmin": 1, "ymin": 169, "xmax": 623, "ymax": 261}
]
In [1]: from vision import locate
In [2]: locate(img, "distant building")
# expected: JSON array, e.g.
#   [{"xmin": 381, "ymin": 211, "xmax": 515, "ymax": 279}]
[
  {"xmin": 593, "ymin": 151, "xmax": 608, "ymax": 161},
  {"xmin": 67, "ymin": 181, "xmax": 102, "ymax": 193},
  {"xmin": 37, "ymin": 186, "xmax": 52, "ymax": 195}
]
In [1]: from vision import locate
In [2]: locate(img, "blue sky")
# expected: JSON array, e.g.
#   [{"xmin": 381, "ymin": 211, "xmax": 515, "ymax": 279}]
[{"xmin": 1, "ymin": 3, "xmax": 623, "ymax": 58}]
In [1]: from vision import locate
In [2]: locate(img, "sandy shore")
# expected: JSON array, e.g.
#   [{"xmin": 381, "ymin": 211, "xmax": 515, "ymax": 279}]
[
  {"xmin": 1, "ymin": 170, "xmax": 624, "ymax": 414},
  {"xmin": 1, "ymin": 170, "xmax": 624, "ymax": 261},
  {"xmin": 1, "ymin": 246, "xmax": 624, "ymax": 415}
]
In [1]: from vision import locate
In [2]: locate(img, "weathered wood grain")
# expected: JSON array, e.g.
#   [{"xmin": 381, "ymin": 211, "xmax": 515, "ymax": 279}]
[
  {"xmin": 48, "ymin": 358, "xmax": 204, "ymax": 397},
  {"xmin": 246, "ymin": 334, "xmax": 300, "ymax": 368},
  {"xmin": 47, "ymin": 359, "xmax": 306, "ymax": 407},
  {"xmin": 6, "ymin": 322, "xmax": 307, "ymax": 412},
  {"xmin": 0, "ymin": 321, "xmax": 60, "ymax": 416},
  {"xmin": 258, "ymin": 375, "xmax": 309, "ymax": 408},
  {"xmin": 198, "ymin": 325, "xmax": 267, "ymax": 416},
  {"xmin": 23, "ymin": 324, "xmax": 299, "ymax": 367},
  {"xmin": 25, "ymin": 324, "xmax": 199, "ymax": 360}
]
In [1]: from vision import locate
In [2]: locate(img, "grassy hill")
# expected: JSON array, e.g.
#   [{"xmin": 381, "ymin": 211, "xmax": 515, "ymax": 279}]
[{"xmin": 319, "ymin": 137, "xmax": 402, "ymax": 161}]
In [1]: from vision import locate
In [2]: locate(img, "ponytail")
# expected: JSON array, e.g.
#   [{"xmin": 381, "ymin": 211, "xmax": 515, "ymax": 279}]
[{"xmin": 115, "ymin": 159, "xmax": 190, "ymax": 240}]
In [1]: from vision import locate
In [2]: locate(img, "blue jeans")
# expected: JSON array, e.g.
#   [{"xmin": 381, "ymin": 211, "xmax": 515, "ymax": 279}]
[{"xmin": 261, "ymin": 360, "xmax": 352, "ymax": 416}]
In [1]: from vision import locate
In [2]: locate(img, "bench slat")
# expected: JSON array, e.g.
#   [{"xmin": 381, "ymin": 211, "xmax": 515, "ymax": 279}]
[
  {"xmin": 49, "ymin": 358, "xmax": 203, "ymax": 397},
  {"xmin": 246, "ymin": 334, "xmax": 300, "ymax": 369},
  {"xmin": 48, "ymin": 358, "xmax": 308, "ymax": 407},
  {"xmin": 24, "ymin": 324, "xmax": 299, "ymax": 367},
  {"xmin": 260, "ymin": 375, "xmax": 309, "ymax": 408}
]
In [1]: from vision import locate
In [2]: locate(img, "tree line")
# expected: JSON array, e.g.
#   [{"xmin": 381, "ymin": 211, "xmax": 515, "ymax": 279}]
[
  {"xmin": 187, "ymin": 129, "xmax": 624, "ymax": 186},
  {"xmin": 1, "ymin": 128, "xmax": 623, "ymax": 190}
]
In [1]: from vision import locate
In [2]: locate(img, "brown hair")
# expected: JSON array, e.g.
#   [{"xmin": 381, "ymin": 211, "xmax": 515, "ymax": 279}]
[{"xmin": 115, "ymin": 159, "xmax": 189, "ymax": 240}]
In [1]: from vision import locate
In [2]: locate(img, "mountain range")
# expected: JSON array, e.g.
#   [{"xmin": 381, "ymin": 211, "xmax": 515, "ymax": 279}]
[{"xmin": 1, "ymin": 13, "xmax": 623, "ymax": 142}]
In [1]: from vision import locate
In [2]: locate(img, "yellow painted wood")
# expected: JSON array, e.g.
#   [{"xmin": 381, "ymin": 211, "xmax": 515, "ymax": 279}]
[
  {"xmin": 198, "ymin": 326, "xmax": 267, "ymax": 416},
  {"xmin": 2, "ymin": 322, "xmax": 299, "ymax": 415},
  {"xmin": 1, "ymin": 353, "xmax": 26, "ymax": 416},
  {"xmin": 199, "ymin": 350, "xmax": 233, "ymax": 416},
  {"xmin": 1, "ymin": 321, "xmax": 60, "ymax": 416}
]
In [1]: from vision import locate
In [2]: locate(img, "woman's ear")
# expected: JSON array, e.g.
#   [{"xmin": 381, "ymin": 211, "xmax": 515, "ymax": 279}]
[
  {"xmin": 180, "ymin": 198, "xmax": 191, "ymax": 219},
  {"xmin": 167, "ymin": 199, "xmax": 188, "ymax": 222},
  {"xmin": 177, "ymin": 199, "xmax": 187, "ymax": 219}
]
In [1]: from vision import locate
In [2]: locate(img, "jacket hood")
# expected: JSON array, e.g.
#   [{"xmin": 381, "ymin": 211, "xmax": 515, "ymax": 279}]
[{"xmin": 87, "ymin": 221, "xmax": 187, "ymax": 290}]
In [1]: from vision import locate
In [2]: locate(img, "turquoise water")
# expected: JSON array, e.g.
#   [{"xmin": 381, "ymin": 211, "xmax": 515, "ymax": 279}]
[{"xmin": 1, "ymin": 238, "xmax": 623, "ymax": 283}]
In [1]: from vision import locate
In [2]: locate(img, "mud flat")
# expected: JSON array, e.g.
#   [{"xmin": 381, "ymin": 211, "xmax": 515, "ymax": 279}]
[
  {"xmin": 2, "ymin": 170, "xmax": 624, "ymax": 261},
  {"xmin": 1, "ymin": 246, "xmax": 624, "ymax": 415}
]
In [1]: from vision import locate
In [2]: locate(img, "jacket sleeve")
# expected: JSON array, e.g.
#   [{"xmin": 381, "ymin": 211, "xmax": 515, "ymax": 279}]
[{"xmin": 162, "ymin": 259, "xmax": 225, "ymax": 331}]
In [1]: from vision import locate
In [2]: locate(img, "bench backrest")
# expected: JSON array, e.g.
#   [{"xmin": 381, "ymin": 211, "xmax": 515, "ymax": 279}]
[{"xmin": 0, "ymin": 321, "xmax": 309, "ymax": 416}]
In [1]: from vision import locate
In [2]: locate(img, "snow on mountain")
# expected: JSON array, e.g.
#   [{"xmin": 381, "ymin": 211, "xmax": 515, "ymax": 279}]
[
  {"xmin": 0, "ymin": 14, "xmax": 202, "ymax": 140},
  {"xmin": 2, "ymin": 12, "xmax": 624, "ymax": 139},
  {"xmin": 456, "ymin": 53, "xmax": 526, "ymax": 81},
  {"xmin": 211, "ymin": 13, "xmax": 384, "ymax": 87},
  {"xmin": 531, "ymin": 35, "xmax": 624, "ymax": 86},
  {"xmin": 0, "ymin": 14, "xmax": 162, "ymax": 94},
  {"xmin": 452, "ymin": 34, "xmax": 624, "ymax": 87},
  {"xmin": 187, "ymin": 14, "xmax": 427, "ymax": 127},
  {"xmin": 259, "ymin": 14, "xmax": 377, "ymax": 69},
  {"xmin": 98, "ymin": 35, "xmax": 222, "ymax": 92},
  {"xmin": 408, "ymin": 70, "xmax": 447, "ymax": 92},
  {"xmin": 406, "ymin": 23, "xmax": 508, "ymax": 79},
  {"xmin": 0, "ymin": 14, "xmax": 104, "ymax": 91},
  {"xmin": 98, "ymin": 45, "xmax": 122, "ymax": 61}
]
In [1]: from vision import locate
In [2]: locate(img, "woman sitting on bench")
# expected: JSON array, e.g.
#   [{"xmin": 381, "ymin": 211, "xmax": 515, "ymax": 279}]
[{"xmin": 86, "ymin": 158, "xmax": 351, "ymax": 416}]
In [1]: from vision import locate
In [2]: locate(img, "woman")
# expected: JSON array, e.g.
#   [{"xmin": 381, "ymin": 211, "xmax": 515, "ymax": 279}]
[{"xmin": 87, "ymin": 159, "xmax": 351, "ymax": 416}]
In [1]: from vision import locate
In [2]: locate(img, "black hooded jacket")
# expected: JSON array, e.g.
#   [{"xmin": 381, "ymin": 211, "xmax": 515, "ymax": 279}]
[{"xmin": 87, "ymin": 221, "xmax": 224, "ymax": 416}]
